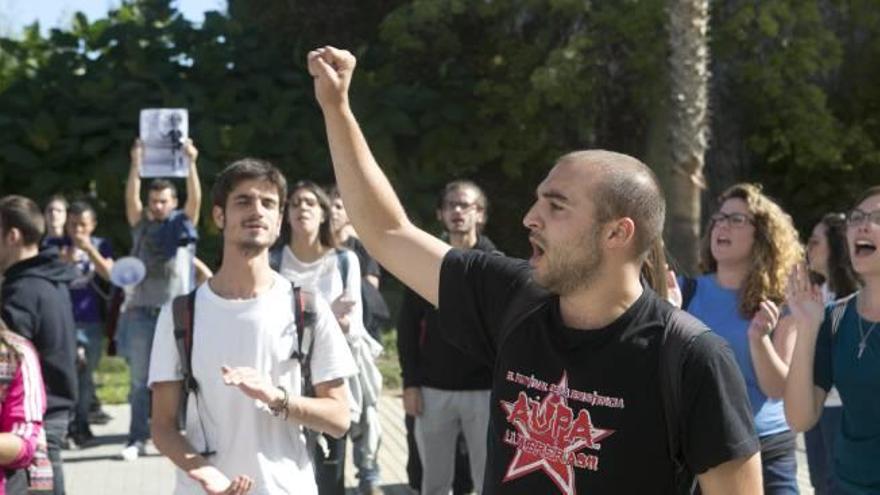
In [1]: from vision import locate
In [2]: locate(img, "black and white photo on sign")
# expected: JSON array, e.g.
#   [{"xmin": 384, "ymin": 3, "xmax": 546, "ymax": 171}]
[{"xmin": 139, "ymin": 108, "xmax": 190, "ymax": 178}]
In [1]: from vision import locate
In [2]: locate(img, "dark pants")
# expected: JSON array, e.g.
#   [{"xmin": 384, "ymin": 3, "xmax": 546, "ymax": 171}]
[
  {"xmin": 761, "ymin": 431, "xmax": 800, "ymax": 495},
  {"xmin": 72, "ymin": 322, "xmax": 103, "ymax": 436},
  {"xmin": 44, "ymin": 413, "xmax": 69, "ymax": 495},
  {"xmin": 315, "ymin": 433, "xmax": 346, "ymax": 495},
  {"xmin": 404, "ymin": 414, "xmax": 473, "ymax": 494},
  {"xmin": 805, "ymin": 406, "xmax": 842, "ymax": 495}
]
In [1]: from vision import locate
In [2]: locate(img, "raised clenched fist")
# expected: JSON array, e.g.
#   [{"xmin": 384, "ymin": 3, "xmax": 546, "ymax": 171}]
[{"xmin": 307, "ymin": 46, "xmax": 357, "ymax": 110}]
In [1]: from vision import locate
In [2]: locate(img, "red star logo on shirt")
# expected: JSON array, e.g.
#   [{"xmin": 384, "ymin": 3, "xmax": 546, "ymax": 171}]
[{"xmin": 499, "ymin": 373, "xmax": 615, "ymax": 495}]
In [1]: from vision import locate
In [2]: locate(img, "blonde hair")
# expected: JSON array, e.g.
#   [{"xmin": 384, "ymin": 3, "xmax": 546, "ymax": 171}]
[
  {"xmin": 699, "ymin": 183, "xmax": 803, "ymax": 317},
  {"xmin": 0, "ymin": 318, "xmax": 22, "ymax": 364}
]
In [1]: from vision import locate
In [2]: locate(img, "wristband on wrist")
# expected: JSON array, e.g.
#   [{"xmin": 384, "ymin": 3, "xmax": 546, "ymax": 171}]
[{"xmin": 269, "ymin": 386, "xmax": 289, "ymax": 420}]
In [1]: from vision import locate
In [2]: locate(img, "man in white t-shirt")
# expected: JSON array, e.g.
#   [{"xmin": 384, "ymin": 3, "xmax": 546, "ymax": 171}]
[{"xmin": 148, "ymin": 158, "xmax": 358, "ymax": 495}]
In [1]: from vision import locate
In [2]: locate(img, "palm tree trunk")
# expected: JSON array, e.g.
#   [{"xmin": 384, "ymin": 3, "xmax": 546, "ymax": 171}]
[{"xmin": 665, "ymin": 0, "xmax": 710, "ymax": 273}]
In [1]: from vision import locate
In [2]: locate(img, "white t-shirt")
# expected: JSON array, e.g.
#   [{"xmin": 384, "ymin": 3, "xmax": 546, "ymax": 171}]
[
  {"xmin": 148, "ymin": 271, "xmax": 358, "ymax": 495},
  {"xmin": 279, "ymin": 246, "xmax": 367, "ymax": 339}
]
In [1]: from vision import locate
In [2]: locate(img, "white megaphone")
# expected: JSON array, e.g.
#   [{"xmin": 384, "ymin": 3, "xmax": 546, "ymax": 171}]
[{"xmin": 110, "ymin": 257, "xmax": 146, "ymax": 287}]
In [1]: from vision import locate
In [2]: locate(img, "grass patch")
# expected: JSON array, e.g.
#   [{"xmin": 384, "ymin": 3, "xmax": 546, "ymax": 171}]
[
  {"xmin": 95, "ymin": 354, "xmax": 130, "ymax": 405},
  {"xmin": 377, "ymin": 329, "xmax": 402, "ymax": 391}
]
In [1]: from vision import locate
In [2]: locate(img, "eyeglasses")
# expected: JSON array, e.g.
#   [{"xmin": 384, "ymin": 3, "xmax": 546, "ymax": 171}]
[
  {"xmin": 710, "ymin": 212, "xmax": 754, "ymax": 228},
  {"xmin": 442, "ymin": 200, "xmax": 479, "ymax": 212},
  {"xmin": 847, "ymin": 209, "xmax": 880, "ymax": 227}
]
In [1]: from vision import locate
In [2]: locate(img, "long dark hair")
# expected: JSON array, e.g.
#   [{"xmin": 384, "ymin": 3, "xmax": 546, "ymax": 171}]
[
  {"xmin": 280, "ymin": 180, "xmax": 337, "ymax": 249},
  {"xmin": 641, "ymin": 238, "xmax": 669, "ymax": 300},
  {"xmin": 819, "ymin": 213, "xmax": 859, "ymax": 298}
]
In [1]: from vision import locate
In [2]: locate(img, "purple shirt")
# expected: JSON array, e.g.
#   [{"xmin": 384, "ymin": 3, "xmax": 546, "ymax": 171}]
[{"xmin": 42, "ymin": 237, "xmax": 114, "ymax": 323}]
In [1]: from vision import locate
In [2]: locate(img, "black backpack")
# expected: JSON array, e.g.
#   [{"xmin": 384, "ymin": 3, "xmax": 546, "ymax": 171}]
[
  {"xmin": 498, "ymin": 289, "xmax": 708, "ymax": 494},
  {"xmin": 334, "ymin": 248, "xmax": 390, "ymax": 339},
  {"xmin": 171, "ymin": 282, "xmax": 323, "ymax": 453}
]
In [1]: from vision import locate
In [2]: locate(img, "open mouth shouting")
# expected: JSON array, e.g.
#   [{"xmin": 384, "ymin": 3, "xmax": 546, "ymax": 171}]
[
  {"xmin": 853, "ymin": 238, "xmax": 878, "ymax": 258},
  {"xmin": 714, "ymin": 235, "xmax": 732, "ymax": 247},
  {"xmin": 529, "ymin": 235, "xmax": 546, "ymax": 266}
]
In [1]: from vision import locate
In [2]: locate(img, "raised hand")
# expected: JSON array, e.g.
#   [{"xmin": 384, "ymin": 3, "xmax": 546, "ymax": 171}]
[
  {"xmin": 747, "ymin": 300, "xmax": 780, "ymax": 340},
  {"xmin": 666, "ymin": 269, "xmax": 683, "ymax": 308},
  {"xmin": 70, "ymin": 230, "xmax": 92, "ymax": 251},
  {"xmin": 307, "ymin": 46, "xmax": 357, "ymax": 110},
  {"xmin": 331, "ymin": 292, "xmax": 356, "ymax": 332},
  {"xmin": 331, "ymin": 292, "xmax": 355, "ymax": 319},
  {"xmin": 183, "ymin": 138, "xmax": 199, "ymax": 165},
  {"xmin": 130, "ymin": 138, "xmax": 144, "ymax": 170},
  {"xmin": 785, "ymin": 263, "xmax": 825, "ymax": 333},
  {"xmin": 221, "ymin": 366, "xmax": 279, "ymax": 405}
]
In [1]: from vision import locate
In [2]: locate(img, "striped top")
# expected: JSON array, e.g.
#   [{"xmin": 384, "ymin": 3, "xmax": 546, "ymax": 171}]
[{"xmin": 0, "ymin": 331, "xmax": 48, "ymax": 494}]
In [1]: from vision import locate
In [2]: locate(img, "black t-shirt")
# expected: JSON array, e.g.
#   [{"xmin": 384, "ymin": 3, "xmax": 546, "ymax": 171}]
[
  {"xmin": 342, "ymin": 236, "xmax": 381, "ymax": 278},
  {"xmin": 439, "ymin": 250, "xmax": 759, "ymax": 494}
]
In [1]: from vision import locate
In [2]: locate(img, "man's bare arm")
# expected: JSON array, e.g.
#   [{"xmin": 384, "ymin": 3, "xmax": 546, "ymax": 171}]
[
  {"xmin": 286, "ymin": 378, "xmax": 350, "ymax": 438},
  {"xmin": 696, "ymin": 453, "xmax": 763, "ymax": 495},
  {"xmin": 193, "ymin": 256, "xmax": 213, "ymax": 286},
  {"xmin": 151, "ymin": 381, "xmax": 256, "ymax": 494},
  {"xmin": 220, "ymin": 367, "xmax": 351, "ymax": 439},
  {"xmin": 183, "ymin": 139, "xmax": 202, "ymax": 225},
  {"xmin": 309, "ymin": 47, "xmax": 450, "ymax": 306},
  {"xmin": 126, "ymin": 140, "xmax": 144, "ymax": 227}
]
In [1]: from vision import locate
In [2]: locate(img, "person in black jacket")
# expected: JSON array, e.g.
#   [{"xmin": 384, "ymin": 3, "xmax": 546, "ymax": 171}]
[
  {"xmin": 398, "ymin": 180, "xmax": 500, "ymax": 495},
  {"xmin": 0, "ymin": 195, "xmax": 78, "ymax": 495}
]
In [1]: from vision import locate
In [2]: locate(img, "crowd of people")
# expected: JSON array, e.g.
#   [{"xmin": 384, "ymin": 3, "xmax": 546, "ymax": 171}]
[{"xmin": 0, "ymin": 44, "xmax": 875, "ymax": 495}]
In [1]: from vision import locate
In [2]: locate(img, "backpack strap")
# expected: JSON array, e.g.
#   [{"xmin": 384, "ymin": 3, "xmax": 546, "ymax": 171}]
[
  {"xmin": 172, "ymin": 289, "xmax": 198, "ymax": 429},
  {"xmin": 290, "ymin": 284, "xmax": 330, "ymax": 459},
  {"xmin": 661, "ymin": 308, "xmax": 710, "ymax": 494},
  {"xmin": 335, "ymin": 249, "xmax": 349, "ymax": 291},
  {"xmin": 680, "ymin": 276, "xmax": 698, "ymax": 311},
  {"xmin": 830, "ymin": 292, "xmax": 857, "ymax": 336},
  {"xmin": 291, "ymin": 285, "xmax": 318, "ymax": 397}
]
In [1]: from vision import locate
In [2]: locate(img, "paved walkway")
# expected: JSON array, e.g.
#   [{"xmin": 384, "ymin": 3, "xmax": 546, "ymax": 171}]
[
  {"xmin": 63, "ymin": 391, "xmax": 815, "ymax": 494},
  {"xmin": 63, "ymin": 393, "xmax": 412, "ymax": 495}
]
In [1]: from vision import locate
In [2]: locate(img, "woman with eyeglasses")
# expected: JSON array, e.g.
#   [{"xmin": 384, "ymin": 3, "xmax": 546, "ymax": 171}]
[
  {"xmin": 676, "ymin": 183, "xmax": 803, "ymax": 494},
  {"xmin": 786, "ymin": 186, "xmax": 880, "ymax": 494},
  {"xmin": 269, "ymin": 180, "xmax": 382, "ymax": 495},
  {"xmin": 803, "ymin": 213, "xmax": 860, "ymax": 494}
]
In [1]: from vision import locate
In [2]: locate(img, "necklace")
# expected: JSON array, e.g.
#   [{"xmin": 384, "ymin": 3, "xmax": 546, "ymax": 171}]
[{"xmin": 857, "ymin": 297, "xmax": 878, "ymax": 360}]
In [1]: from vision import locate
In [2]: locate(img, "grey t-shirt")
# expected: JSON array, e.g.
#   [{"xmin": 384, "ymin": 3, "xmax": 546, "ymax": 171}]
[{"xmin": 128, "ymin": 214, "xmax": 193, "ymax": 309}]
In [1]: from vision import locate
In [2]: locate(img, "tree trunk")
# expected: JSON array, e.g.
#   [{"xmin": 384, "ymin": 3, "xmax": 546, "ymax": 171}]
[{"xmin": 664, "ymin": 0, "xmax": 711, "ymax": 274}]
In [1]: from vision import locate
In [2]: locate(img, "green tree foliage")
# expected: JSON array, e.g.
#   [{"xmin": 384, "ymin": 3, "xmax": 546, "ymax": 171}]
[
  {"xmin": 0, "ymin": 0, "xmax": 328, "ymax": 259},
  {"xmin": 709, "ymin": 0, "xmax": 880, "ymax": 227},
  {"xmin": 369, "ymin": 0, "xmax": 667, "ymax": 252},
  {"xmin": 0, "ymin": 0, "xmax": 878, "ymax": 265}
]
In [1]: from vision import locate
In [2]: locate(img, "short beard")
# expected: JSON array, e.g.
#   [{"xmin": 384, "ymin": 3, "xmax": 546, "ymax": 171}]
[
  {"xmin": 234, "ymin": 237, "xmax": 271, "ymax": 259},
  {"xmin": 535, "ymin": 224, "xmax": 603, "ymax": 295}
]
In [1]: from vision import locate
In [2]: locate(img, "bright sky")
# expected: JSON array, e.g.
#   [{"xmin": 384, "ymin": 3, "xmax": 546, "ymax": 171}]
[{"xmin": 0, "ymin": 0, "xmax": 227, "ymax": 36}]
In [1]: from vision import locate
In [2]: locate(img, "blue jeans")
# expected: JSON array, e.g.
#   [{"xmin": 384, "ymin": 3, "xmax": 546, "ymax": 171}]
[
  {"xmin": 117, "ymin": 307, "xmax": 159, "ymax": 443},
  {"xmin": 73, "ymin": 322, "xmax": 104, "ymax": 435},
  {"xmin": 763, "ymin": 442, "xmax": 800, "ymax": 495},
  {"xmin": 351, "ymin": 405, "xmax": 381, "ymax": 491},
  {"xmin": 805, "ymin": 406, "xmax": 843, "ymax": 495}
]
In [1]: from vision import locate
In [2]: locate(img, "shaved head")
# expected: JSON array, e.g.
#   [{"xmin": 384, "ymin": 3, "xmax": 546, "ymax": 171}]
[{"xmin": 556, "ymin": 150, "xmax": 665, "ymax": 260}]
